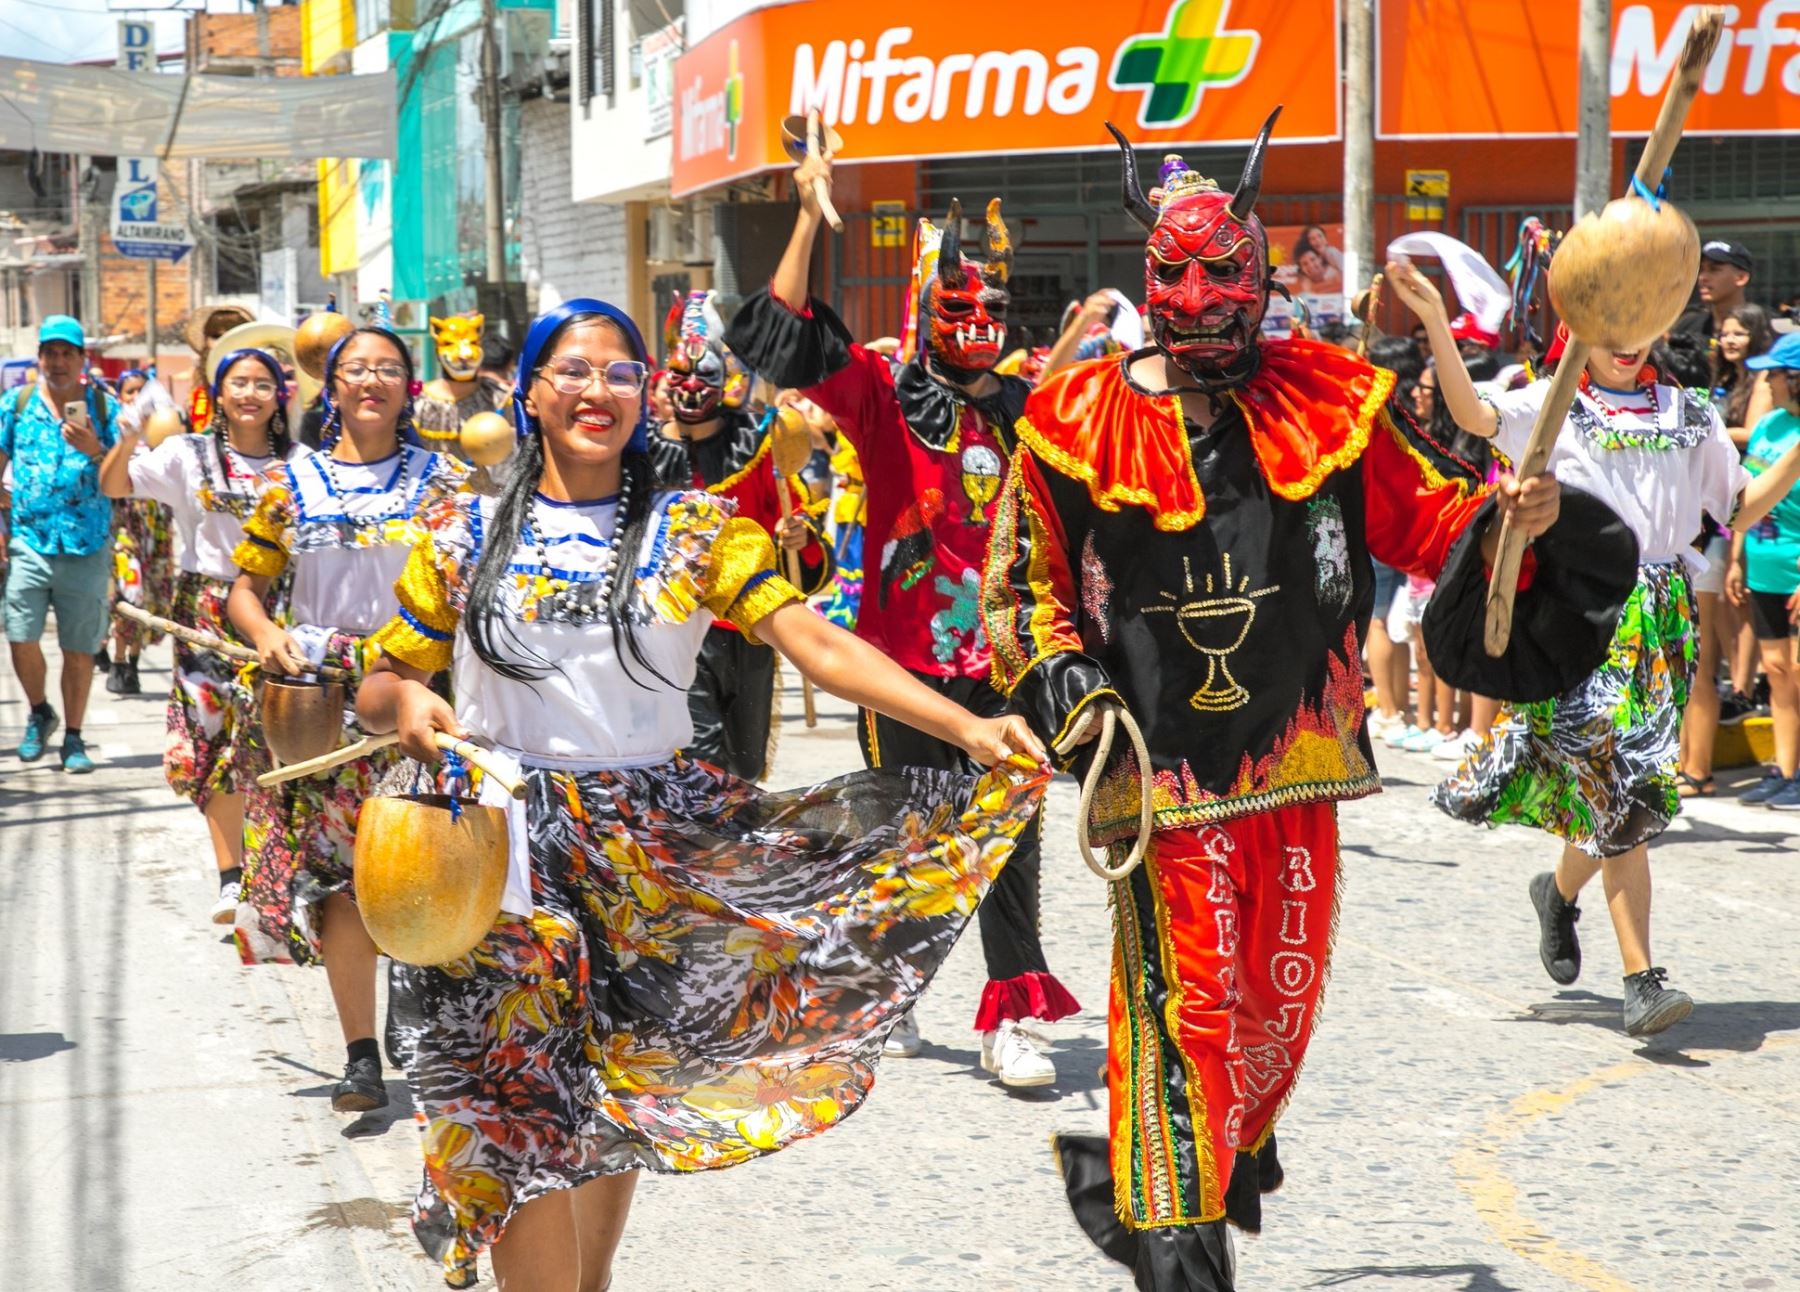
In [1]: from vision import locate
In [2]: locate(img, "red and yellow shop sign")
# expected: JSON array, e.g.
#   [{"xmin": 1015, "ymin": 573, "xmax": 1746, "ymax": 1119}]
[
  {"xmin": 671, "ymin": 0, "xmax": 1341, "ymax": 198},
  {"xmin": 1380, "ymin": 0, "xmax": 1800, "ymax": 138}
]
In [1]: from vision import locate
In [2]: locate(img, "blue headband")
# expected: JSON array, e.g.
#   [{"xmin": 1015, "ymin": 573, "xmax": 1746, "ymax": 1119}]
[
  {"xmin": 210, "ymin": 348, "xmax": 290, "ymax": 408},
  {"xmin": 511, "ymin": 298, "xmax": 650, "ymax": 453}
]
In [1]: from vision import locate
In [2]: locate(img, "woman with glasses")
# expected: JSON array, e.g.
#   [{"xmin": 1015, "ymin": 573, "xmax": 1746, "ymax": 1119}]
[
  {"xmin": 354, "ymin": 299, "xmax": 1049, "ymax": 1291},
  {"xmin": 227, "ymin": 326, "xmax": 466, "ymax": 1114},
  {"xmin": 99, "ymin": 349, "xmax": 305, "ymax": 925}
]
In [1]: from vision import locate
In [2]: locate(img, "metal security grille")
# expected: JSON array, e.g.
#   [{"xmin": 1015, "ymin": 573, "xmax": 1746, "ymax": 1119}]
[{"xmin": 1630, "ymin": 136, "xmax": 1800, "ymax": 203}]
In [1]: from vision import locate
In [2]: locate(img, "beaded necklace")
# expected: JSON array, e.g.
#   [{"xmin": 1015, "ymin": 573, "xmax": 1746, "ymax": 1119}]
[
  {"xmin": 1578, "ymin": 368, "xmax": 1660, "ymax": 422},
  {"xmin": 515, "ymin": 461, "xmax": 635, "ymax": 624},
  {"xmin": 318, "ymin": 444, "xmax": 411, "ymax": 501}
]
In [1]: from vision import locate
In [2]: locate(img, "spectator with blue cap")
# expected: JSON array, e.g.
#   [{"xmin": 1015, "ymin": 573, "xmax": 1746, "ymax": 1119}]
[{"xmin": 0, "ymin": 314, "xmax": 117, "ymax": 771}]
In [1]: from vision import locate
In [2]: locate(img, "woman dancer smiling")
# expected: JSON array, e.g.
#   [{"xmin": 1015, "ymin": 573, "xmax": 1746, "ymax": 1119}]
[
  {"xmin": 356, "ymin": 299, "xmax": 1048, "ymax": 1291},
  {"xmin": 229, "ymin": 326, "xmax": 465, "ymax": 1111},
  {"xmin": 100, "ymin": 348, "xmax": 304, "ymax": 923}
]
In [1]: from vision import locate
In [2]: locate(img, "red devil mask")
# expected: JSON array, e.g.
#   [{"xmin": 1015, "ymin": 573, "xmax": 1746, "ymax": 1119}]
[
  {"xmin": 922, "ymin": 198, "xmax": 1013, "ymax": 378},
  {"xmin": 1109, "ymin": 108, "xmax": 1282, "ymax": 388}
]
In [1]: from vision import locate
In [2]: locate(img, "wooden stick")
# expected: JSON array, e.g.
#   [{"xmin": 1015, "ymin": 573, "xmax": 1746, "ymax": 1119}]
[
  {"xmin": 1483, "ymin": 7, "xmax": 1724, "ymax": 657},
  {"xmin": 257, "ymin": 731, "xmax": 528, "ymax": 799},
  {"xmin": 257, "ymin": 732, "xmax": 398, "ymax": 785},
  {"xmin": 773, "ymin": 474, "xmax": 819, "ymax": 728},
  {"xmin": 113, "ymin": 602, "xmax": 355, "ymax": 681},
  {"xmin": 807, "ymin": 111, "xmax": 843, "ymax": 234}
]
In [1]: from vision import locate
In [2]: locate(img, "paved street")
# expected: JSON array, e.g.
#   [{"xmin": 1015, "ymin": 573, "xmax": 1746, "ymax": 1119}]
[{"xmin": 3, "ymin": 639, "xmax": 1797, "ymax": 1292}]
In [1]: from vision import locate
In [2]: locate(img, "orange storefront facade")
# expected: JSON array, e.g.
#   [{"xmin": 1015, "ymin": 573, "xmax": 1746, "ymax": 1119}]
[{"xmin": 675, "ymin": 0, "xmax": 1800, "ymax": 344}]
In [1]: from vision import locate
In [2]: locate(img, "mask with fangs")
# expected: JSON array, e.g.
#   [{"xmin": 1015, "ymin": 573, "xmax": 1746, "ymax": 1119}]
[
  {"xmin": 921, "ymin": 198, "xmax": 1013, "ymax": 379},
  {"xmin": 665, "ymin": 290, "xmax": 751, "ymax": 425},
  {"xmin": 1106, "ymin": 107, "xmax": 1282, "ymax": 389}
]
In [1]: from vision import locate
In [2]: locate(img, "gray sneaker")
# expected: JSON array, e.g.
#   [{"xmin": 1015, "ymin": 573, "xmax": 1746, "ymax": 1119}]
[
  {"xmin": 1529, "ymin": 872, "xmax": 1581, "ymax": 985},
  {"xmin": 1622, "ymin": 967, "xmax": 1692, "ymax": 1037}
]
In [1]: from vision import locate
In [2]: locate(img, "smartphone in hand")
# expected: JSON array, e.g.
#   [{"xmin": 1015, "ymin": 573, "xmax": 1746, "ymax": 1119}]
[{"xmin": 62, "ymin": 400, "xmax": 89, "ymax": 429}]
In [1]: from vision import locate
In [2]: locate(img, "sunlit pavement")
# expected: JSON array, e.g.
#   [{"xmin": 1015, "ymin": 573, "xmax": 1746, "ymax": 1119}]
[{"xmin": 4, "ymin": 636, "xmax": 1795, "ymax": 1291}]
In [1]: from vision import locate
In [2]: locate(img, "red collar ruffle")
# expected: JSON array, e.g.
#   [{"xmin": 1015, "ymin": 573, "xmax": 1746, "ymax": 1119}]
[{"xmin": 1017, "ymin": 338, "xmax": 1394, "ymax": 531}]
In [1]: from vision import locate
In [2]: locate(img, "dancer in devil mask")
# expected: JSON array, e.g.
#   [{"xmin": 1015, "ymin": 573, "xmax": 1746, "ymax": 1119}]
[
  {"xmin": 728, "ymin": 159, "xmax": 1081, "ymax": 1089},
  {"xmin": 650, "ymin": 291, "xmax": 831, "ymax": 781},
  {"xmin": 979, "ymin": 111, "xmax": 1632, "ymax": 1289}
]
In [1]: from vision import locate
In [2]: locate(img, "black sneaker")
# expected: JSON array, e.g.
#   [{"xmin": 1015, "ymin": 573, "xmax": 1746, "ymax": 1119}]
[
  {"xmin": 1529, "ymin": 872, "xmax": 1581, "ymax": 985},
  {"xmin": 330, "ymin": 1056, "xmax": 388, "ymax": 1113},
  {"xmin": 119, "ymin": 658, "xmax": 142, "ymax": 695},
  {"xmin": 1622, "ymin": 967, "xmax": 1693, "ymax": 1037}
]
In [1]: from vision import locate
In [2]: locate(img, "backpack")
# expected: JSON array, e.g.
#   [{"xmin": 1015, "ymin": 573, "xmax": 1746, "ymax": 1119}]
[{"xmin": 11, "ymin": 381, "xmax": 115, "ymax": 438}]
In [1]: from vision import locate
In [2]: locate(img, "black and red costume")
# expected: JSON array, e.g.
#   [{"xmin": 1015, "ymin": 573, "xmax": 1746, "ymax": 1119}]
[
  {"xmin": 729, "ymin": 199, "xmax": 1082, "ymax": 1035},
  {"xmin": 655, "ymin": 294, "xmax": 829, "ymax": 781},
  {"xmin": 979, "ymin": 114, "xmax": 1630, "ymax": 1289}
]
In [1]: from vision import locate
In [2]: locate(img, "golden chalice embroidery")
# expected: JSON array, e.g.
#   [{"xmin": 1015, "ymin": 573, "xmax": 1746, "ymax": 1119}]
[{"xmin": 1144, "ymin": 554, "xmax": 1279, "ymax": 712}]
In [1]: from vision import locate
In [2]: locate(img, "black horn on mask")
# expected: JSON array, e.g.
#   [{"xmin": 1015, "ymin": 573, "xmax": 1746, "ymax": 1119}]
[
  {"xmin": 983, "ymin": 198, "xmax": 1013, "ymax": 287},
  {"xmin": 1105, "ymin": 121, "xmax": 1157, "ymax": 233},
  {"xmin": 938, "ymin": 198, "xmax": 964, "ymax": 284},
  {"xmin": 1228, "ymin": 105, "xmax": 1283, "ymax": 222}
]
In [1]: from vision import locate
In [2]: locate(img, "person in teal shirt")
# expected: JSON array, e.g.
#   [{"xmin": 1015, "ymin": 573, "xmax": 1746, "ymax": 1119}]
[
  {"xmin": 1730, "ymin": 332, "xmax": 1800, "ymax": 808},
  {"xmin": 0, "ymin": 315, "xmax": 116, "ymax": 771}
]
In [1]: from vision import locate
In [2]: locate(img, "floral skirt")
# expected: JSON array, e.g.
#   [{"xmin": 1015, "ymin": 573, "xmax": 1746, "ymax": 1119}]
[
  {"xmin": 817, "ymin": 519, "xmax": 863, "ymax": 631},
  {"xmin": 1432, "ymin": 563, "xmax": 1696, "ymax": 858},
  {"xmin": 408, "ymin": 756, "xmax": 1047, "ymax": 1284},
  {"xmin": 165, "ymin": 572, "xmax": 266, "ymax": 809},
  {"xmin": 112, "ymin": 498, "xmax": 176, "ymax": 650},
  {"xmin": 235, "ymin": 632, "xmax": 401, "ymax": 966}
]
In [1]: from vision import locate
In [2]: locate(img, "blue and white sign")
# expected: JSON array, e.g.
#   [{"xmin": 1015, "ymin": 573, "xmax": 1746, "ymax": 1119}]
[{"xmin": 111, "ymin": 156, "xmax": 194, "ymax": 263}]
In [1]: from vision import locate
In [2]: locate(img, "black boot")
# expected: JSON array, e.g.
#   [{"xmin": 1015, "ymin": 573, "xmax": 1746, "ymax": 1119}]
[
  {"xmin": 1256, "ymin": 1132, "xmax": 1284, "ymax": 1193},
  {"xmin": 1622, "ymin": 967, "xmax": 1692, "ymax": 1037},
  {"xmin": 105, "ymin": 659, "xmax": 127, "ymax": 694},
  {"xmin": 119, "ymin": 657, "xmax": 142, "ymax": 695},
  {"xmin": 1529, "ymin": 871, "xmax": 1581, "ymax": 985},
  {"xmin": 331, "ymin": 1055, "xmax": 388, "ymax": 1113},
  {"xmin": 1223, "ymin": 1151, "xmax": 1262, "ymax": 1232}
]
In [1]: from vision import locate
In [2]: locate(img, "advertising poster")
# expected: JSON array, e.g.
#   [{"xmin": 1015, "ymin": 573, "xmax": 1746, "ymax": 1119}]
[{"xmin": 1264, "ymin": 222, "xmax": 1346, "ymax": 339}]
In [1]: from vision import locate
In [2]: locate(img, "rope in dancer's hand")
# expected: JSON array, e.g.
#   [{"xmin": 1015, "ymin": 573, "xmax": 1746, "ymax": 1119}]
[{"xmin": 1053, "ymin": 704, "xmax": 1155, "ymax": 882}]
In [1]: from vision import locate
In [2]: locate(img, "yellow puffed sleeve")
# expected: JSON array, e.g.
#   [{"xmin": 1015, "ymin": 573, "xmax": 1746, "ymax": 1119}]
[
  {"xmin": 700, "ymin": 515, "xmax": 803, "ymax": 642},
  {"xmin": 232, "ymin": 483, "xmax": 294, "ymax": 578},
  {"xmin": 368, "ymin": 533, "xmax": 461, "ymax": 674}
]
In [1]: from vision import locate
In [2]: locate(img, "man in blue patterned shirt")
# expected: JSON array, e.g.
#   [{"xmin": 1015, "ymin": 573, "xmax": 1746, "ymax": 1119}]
[{"xmin": 0, "ymin": 315, "xmax": 117, "ymax": 772}]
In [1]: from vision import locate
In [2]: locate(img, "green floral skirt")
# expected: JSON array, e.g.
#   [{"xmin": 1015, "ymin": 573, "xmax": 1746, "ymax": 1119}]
[{"xmin": 1432, "ymin": 562, "xmax": 1695, "ymax": 858}]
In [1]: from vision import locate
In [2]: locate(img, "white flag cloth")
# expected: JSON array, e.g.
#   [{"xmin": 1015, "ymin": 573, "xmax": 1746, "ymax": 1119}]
[{"xmin": 1386, "ymin": 232, "xmax": 1511, "ymax": 333}]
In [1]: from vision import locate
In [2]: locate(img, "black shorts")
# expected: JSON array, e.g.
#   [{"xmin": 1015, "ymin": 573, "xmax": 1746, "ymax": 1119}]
[{"xmin": 1749, "ymin": 588, "xmax": 1796, "ymax": 641}]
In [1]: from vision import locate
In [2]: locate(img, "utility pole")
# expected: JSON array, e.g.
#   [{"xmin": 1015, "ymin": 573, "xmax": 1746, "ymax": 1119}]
[
  {"xmin": 78, "ymin": 156, "xmax": 102, "ymax": 331},
  {"xmin": 481, "ymin": 0, "xmax": 507, "ymax": 290},
  {"xmin": 1575, "ymin": 0, "xmax": 1613, "ymax": 218},
  {"xmin": 1342, "ymin": 0, "xmax": 1375, "ymax": 303}
]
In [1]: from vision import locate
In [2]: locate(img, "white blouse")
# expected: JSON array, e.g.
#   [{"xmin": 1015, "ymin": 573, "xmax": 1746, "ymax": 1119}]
[
  {"xmin": 239, "ymin": 445, "xmax": 465, "ymax": 635},
  {"xmin": 1488, "ymin": 380, "xmax": 1749, "ymax": 567},
  {"xmin": 128, "ymin": 433, "xmax": 303, "ymax": 580},
  {"xmin": 376, "ymin": 489, "xmax": 799, "ymax": 768},
  {"xmin": 455, "ymin": 494, "xmax": 715, "ymax": 765}
]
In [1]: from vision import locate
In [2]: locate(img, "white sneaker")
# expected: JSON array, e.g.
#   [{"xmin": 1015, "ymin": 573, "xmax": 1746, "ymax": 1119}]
[
  {"xmin": 1403, "ymin": 727, "xmax": 1450, "ymax": 753},
  {"xmin": 1431, "ymin": 730, "xmax": 1479, "ymax": 760},
  {"xmin": 883, "ymin": 1011, "xmax": 922, "ymax": 1058},
  {"xmin": 1366, "ymin": 711, "xmax": 1399, "ymax": 739},
  {"xmin": 210, "ymin": 880, "xmax": 240, "ymax": 926},
  {"xmin": 1384, "ymin": 723, "xmax": 1421, "ymax": 749},
  {"xmin": 980, "ymin": 1019, "xmax": 1057, "ymax": 1088}
]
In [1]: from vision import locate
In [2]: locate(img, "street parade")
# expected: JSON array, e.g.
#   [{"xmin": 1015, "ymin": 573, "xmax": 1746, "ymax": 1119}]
[{"xmin": 2, "ymin": 1, "xmax": 1799, "ymax": 1289}]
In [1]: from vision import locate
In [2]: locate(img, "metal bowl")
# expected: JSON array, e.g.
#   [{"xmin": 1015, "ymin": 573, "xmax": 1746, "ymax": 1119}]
[{"xmin": 260, "ymin": 677, "xmax": 347, "ymax": 767}]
